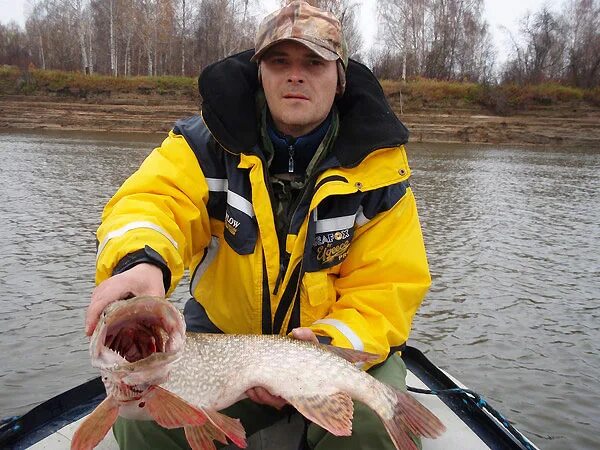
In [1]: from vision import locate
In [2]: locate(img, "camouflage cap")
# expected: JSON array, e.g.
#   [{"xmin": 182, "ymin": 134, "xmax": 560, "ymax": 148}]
[{"xmin": 252, "ymin": 1, "xmax": 348, "ymax": 69}]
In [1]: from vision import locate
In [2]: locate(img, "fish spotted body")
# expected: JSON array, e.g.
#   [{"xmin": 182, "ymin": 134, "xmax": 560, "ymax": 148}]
[{"xmin": 72, "ymin": 296, "xmax": 445, "ymax": 450}]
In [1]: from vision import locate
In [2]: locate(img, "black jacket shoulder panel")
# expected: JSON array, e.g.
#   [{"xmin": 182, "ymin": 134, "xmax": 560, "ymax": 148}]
[
  {"xmin": 173, "ymin": 114, "xmax": 226, "ymax": 179},
  {"xmin": 361, "ymin": 180, "xmax": 410, "ymax": 220},
  {"xmin": 173, "ymin": 115, "xmax": 211, "ymax": 148}
]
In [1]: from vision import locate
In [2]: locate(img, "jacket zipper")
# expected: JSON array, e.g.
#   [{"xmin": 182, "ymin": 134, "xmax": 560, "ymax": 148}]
[
  {"xmin": 272, "ymin": 171, "xmax": 318, "ymax": 295},
  {"xmin": 203, "ymin": 116, "xmax": 351, "ymax": 329},
  {"xmin": 273, "ymin": 167, "xmax": 341, "ymax": 295},
  {"xmin": 288, "ymin": 144, "xmax": 295, "ymax": 173}
]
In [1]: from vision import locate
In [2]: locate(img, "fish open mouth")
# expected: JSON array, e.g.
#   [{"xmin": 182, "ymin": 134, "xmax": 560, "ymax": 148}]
[
  {"xmin": 105, "ymin": 319, "xmax": 170, "ymax": 363},
  {"xmin": 91, "ymin": 296, "xmax": 185, "ymax": 370}
]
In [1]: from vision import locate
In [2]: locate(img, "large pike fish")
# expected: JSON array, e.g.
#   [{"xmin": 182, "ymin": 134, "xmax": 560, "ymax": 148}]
[{"xmin": 72, "ymin": 296, "xmax": 445, "ymax": 449}]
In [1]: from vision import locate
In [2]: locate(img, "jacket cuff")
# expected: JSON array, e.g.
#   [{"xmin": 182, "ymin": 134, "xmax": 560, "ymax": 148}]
[
  {"xmin": 316, "ymin": 335, "xmax": 333, "ymax": 345},
  {"xmin": 112, "ymin": 245, "xmax": 172, "ymax": 293}
]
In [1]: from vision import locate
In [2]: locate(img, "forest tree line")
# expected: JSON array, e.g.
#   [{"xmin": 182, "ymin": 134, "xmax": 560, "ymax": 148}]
[{"xmin": 0, "ymin": 0, "xmax": 598, "ymax": 88}]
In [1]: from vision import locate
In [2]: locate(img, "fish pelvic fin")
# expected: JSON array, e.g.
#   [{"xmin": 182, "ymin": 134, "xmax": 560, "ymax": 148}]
[
  {"xmin": 184, "ymin": 422, "xmax": 227, "ymax": 450},
  {"xmin": 381, "ymin": 387, "xmax": 446, "ymax": 450},
  {"xmin": 321, "ymin": 344, "xmax": 380, "ymax": 364},
  {"xmin": 144, "ymin": 385, "xmax": 207, "ymax": 429},
  {"xmin": 201, "ymin": 409, "xmax": 247, "ymax": 448},
  {"xmin": 289, "ymin": 392, "xmax": 353, "ymax": 437},
  {"xmin": 71, "ymin": 395, "xmax": 119, "ymax": 450}
]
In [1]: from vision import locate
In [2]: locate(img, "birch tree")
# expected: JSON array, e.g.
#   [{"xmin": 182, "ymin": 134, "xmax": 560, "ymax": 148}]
[
  {"xmin": 180, "ymin": 0, "xmax": 187, "ymax": 75},
  {"xmin": 25, "ymin": 2, "xmax": 49, "ymax": 69},
  {"xmin": 502, "ymin": 8, "xmax": 566, "ymax": 83},
  {"xmin": 378, "ymin": 0, "xmax": 493, "ymax": 81},
  {"xmin": 71, "ymin": 0, "xmax": 91, "ymax": 73},
  {"xmin": 563, "ymin": 0, "xmax": 600, "ymax": 87},
  {"xmin": 0, "ymin": 23, "xmax": 29, "ymax": 67},
  {"xmin": 379, "ymin": 0, "xmax": 429, "ymax": 78}
]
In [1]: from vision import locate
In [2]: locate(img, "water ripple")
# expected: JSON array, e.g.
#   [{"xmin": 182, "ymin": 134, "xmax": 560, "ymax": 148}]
[
  {"xmin": 1, "ymin": 135, "xmax": 599, "ymax": 449},
  {"xmin": 408, "ymin": 143, "xmax": 600, "ymax": 450}
]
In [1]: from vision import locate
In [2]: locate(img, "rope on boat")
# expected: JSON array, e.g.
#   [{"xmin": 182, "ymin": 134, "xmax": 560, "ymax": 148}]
[{"xmin": 407, "ymin": 386, "xmax": 536, "ymax": 450}]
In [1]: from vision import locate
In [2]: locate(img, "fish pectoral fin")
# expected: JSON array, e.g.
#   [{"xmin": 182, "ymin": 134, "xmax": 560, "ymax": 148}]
[
  {"xmin": 288, "ymin": 391, "xmax": 353, "ymax": 436},
  {"xmin": 144, "ymin": 385, "xmax": 207, "ymax": 429},
  {"xmin": 320, "ymin": 344, "xmax": 380, "ymax": 364},
  {"xmin": 71, "ymin": 395, "xmax": 119, "ymax": 450},
  {"xmin": 200, "ymin": 409, "xmax": 247, "ymax": 448},
  {"xmin": 184, "ymin": 422, "xmax": 228, "ymax": 450}
]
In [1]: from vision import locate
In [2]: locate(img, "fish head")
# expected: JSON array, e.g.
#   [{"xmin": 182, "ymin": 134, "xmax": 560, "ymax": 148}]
[{"xmin": 90, "ymin": 296, "xmax": 185, "ymax": 399}]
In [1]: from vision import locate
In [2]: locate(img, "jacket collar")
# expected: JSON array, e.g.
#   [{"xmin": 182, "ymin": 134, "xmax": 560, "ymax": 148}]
[{"xmin": 198, "ymin": 49, "xmax": 409, "ymax": 168}]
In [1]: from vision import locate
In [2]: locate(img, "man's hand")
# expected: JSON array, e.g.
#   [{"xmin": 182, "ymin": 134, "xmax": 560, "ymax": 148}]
[
  {"xmin": 245, "ymin": 327, "xmax": 319, "ymax": 409},
  {"xmin": 245, "ymin": 387, "xmax": 287, "ymax": 410},
  {"xmin": 85, "ymin": 263, "xmax": 165, "ymax": 336}
]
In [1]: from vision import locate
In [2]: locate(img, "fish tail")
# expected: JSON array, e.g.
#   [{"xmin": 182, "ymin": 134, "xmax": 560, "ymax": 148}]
[
  {"xmin": 378, "ymin": 386, "xmax": 446, "ymax": 450},
  {"xmin": 71, "ymin": 395, "xmax": 119, "ymax": 450}
]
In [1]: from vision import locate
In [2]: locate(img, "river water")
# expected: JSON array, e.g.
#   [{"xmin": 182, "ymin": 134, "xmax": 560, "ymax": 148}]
[{"xmin": 0, "ymin": 130, "xmax": 598, "ymax": 449}]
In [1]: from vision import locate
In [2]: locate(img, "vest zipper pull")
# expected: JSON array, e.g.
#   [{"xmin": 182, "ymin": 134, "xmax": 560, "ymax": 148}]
[{"xmin": 288, "ymin": 145, "xmax": 295, "ymax": 173}]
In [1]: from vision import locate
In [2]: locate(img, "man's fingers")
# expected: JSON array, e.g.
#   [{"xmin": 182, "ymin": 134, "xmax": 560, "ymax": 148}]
[
  {"xmin": 246, "ymin": 387, "xmax": 287, "ymax": 409},
  {"xmin": 85, "ymin": 279, "xmax": 131, "ymax": 336},
  {"xmin": 246, "ymin": 388, "xmax": 260, "ymax": 403},
  {"xmin": 85, "ymin": 295, "xmax": 117, "ymax": 336},
  {"xmin": 290, "ymin": 327, "xmax": 319, "ymax": 344},
  {"xmin": 85, "ymin": 264, "xmax": 166, "ymax": 336}
]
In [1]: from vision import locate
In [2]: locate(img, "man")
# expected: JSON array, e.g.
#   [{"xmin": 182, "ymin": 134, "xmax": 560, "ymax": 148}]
[{"xmin": 86, "ymin": 1, "xmax": 431, "ymax": 449}]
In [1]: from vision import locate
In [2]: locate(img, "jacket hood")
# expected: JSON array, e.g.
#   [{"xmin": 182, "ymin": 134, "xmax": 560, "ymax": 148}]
[{"xmin": 198, "ymin": 49, "xmax": 409, "ymax": 168}]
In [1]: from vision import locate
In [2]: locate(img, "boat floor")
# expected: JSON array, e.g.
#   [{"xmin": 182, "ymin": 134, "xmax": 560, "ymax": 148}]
[{"xmin": 27, "ymin": 370, "xmax": 489, "ymax": 450}]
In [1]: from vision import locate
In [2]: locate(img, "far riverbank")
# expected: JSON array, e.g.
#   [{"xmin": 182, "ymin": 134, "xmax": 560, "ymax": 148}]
[
  {"xmin": 1, "ymin": 67, "xmax": 599, "ymax": 146},
  {"xmin": 2, "ymin": 94, "xmax": 599, "ymax": 146}
]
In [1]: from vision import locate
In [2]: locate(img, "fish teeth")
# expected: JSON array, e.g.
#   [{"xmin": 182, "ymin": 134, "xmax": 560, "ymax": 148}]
[{"xmin": 104, "ymin": 346, "xmax": 128, "ymax": 361}]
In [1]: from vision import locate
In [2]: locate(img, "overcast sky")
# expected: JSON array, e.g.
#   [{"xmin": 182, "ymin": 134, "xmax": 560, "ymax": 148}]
[{"xmin": 1, "ymin": 0, "xmax": 561, "ymax": 61}]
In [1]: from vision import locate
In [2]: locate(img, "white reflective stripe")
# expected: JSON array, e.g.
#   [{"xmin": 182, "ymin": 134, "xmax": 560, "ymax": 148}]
[
  {"xmin": 313, "ymin": 318, "xmax": 364, "ymax": 351},
  {"xmin": 316, "ymin": 214, "xmax": 356, "ymax": 234},
  {"xmin": 227, "ymin": 190, "xmax": 255, "ymax": 218},
  {"xmin": 96, "ymin": 221, "xmax": 178, "ymax": 262},
  {"xmin": 191, "ymin": 236, "xmax": 220, "ymax": 293},
  {"xmin": 355, "ymin": 206, "xmax": 370, "ymax": 227},
  {"xmin": 206, "ymin": 178, "xmax": 228, "ymax": 192}
]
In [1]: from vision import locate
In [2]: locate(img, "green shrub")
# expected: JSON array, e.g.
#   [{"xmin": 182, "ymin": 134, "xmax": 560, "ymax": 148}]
[
  {"xmin": 583, "ymin": 87, "xmax": 600, "ymax": 106},
  {"xmin": 0, "ymin": 65, "xmax": 20, "ymax": 94},
  {"xmin": 2, "ymin": 68, "xmax": 598, "ymax": 111},
  {"xmin": 0, "ymin": 69, "xmax": 199, "ymax": 98}
]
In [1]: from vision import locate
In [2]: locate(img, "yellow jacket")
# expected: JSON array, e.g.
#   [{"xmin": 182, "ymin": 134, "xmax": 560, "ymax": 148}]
[{"xmin": 96, "ymin": 51, "xmax": 431, "ymax": 368}]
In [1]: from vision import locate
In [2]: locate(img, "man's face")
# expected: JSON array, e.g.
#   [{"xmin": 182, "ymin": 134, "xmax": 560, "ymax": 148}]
[{"xmin": 260, "ymin": 41, "xmax": 339, "ymax": 137}]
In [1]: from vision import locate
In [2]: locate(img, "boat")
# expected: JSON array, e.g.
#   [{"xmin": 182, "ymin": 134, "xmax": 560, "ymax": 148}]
[{"xmin": 0, "ymin": 346, "xmax": 539, "ymax": 450}]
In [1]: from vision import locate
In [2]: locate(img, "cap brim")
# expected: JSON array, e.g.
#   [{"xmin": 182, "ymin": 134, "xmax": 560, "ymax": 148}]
[{"xmin": 251, "ymin": 38, "xmax": 339, "ymax": 63}]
